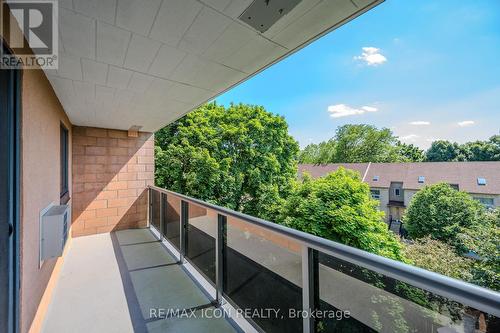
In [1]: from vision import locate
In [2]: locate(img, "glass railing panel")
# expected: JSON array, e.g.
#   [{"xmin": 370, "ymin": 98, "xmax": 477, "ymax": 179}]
[
  {"xmin": 317, "ymin": 252, "xmax": 499, "ymax": 333},
  {"xmin": 150, "ymin": 189, "xmax": 160, "ymax": 230},
  {"xmin": 224, "ymin": 215, "xmax": 303, "ymax": 332},
  {"xmin": 186, "ymin": 202, "xmax": 217, "ymax": 284},
  {"xmin": 164, "ymin": 194, "xmax": 181, "ymax": 250}
]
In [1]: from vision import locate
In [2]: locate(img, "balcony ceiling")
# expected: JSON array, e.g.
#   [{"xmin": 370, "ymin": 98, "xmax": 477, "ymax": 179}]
[{"xmin": 46, "ymin": 0, "xmax": 382, "ymax": 132}]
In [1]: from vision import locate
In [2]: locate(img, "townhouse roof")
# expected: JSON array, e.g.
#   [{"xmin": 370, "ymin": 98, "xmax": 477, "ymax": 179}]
[{"xmin": 298, "ymin": 162, "xmax": 500, "ymax": 195}]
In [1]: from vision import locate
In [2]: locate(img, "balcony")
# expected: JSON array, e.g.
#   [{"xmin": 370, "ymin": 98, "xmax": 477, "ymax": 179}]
[
  {"xmin": 42, "ymin": 229, "xmax": 236, "ymax": 333},
  {"xmin": 42, "ymin": 186, "xmax": 500, "ymax": 333}
]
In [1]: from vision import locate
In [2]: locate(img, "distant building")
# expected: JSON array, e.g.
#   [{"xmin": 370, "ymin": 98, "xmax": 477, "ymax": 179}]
[{"xmin": 298, "ymin": 162, "xmax": 500, "ymax": 224}]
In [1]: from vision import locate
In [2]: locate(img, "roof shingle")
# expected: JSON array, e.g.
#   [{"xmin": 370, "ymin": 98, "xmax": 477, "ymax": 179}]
[{"xmin": 298, "ymin": 162, "xmax": 500, "ymax": 195}]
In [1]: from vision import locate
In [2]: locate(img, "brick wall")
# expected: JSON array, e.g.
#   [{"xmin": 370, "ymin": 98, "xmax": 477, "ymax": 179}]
[{"xmin": 72, "ymin": 127, "xmax": 154, "ymax": 237}]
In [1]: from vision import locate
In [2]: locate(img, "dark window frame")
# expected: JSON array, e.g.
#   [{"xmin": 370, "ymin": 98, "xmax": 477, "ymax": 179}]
[
  {"xmin": 60, "ymin": 124, "xmax": 69, "ymax": 204},
  {"xmin": 1, "ymin": 41, "xmax": 21, "ymax": 333},
  {"xmin": 370, "ymin": 189, "xmax": 381, "ymax": 199}
]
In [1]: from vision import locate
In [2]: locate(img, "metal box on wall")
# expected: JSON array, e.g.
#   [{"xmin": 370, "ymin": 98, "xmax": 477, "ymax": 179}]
[{"xmin": 40, "ymin": 205, "xmax": 70, "ymax": 260}]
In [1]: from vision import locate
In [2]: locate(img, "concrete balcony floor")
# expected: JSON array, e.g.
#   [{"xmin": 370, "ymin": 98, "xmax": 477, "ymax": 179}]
[{"xmin": 42, "ymin": 229, "xmax": 236, "ymax": 333}]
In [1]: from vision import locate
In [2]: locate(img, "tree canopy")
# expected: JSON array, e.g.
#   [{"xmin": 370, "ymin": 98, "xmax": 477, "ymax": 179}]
[
  {"xmin": 155, "ymin": 102, "xmax": 299, "ymax": 219},
  {"xmin": 404, "ymin": 183, "xmax": 483, "ymax": 244},
  {"xmin": 456, "ymin": 209, "xmax": 499, "ymax": 291},
  {"xmin": 334, "ymin": 124, "xmax": 398, "ymax": 163},
  {"xmin": 298, "ymin": 124, "xmax": 426, "ymax": 164},
  {"xmin": 425, "ymin": 136, "xmax": 500, "ymax": 162},
  {"xmin": 403, "ymin": 237, "xmax": 473, "ymax": 281},
  {"xmin": 425, "ymin": 140, "xmax": 464, "ymax": 161},
  {"xmin": 280, "ymin": 168, "xmax": 405, "ymax": 260},
  {"xmin": 299, "ymin": 125, "xmax": 499, "ymax": 164},
  {"xmin": 404, "ymin": 185, "xmax": 499, "ymax": 291}
]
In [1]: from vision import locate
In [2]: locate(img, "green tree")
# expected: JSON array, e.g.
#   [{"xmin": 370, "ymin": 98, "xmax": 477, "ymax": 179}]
[
  {"xmin": 280, "ymin": 168, "xmax": 405, "ymax": 260},
  {"xmin": 297, "ymin": 125, "xmax": 426, "ymax": 164},
  {"xmin": 155, "ymin": 102, "xmax": 299, "ymax": 219},
  {"xmin": 457, "ymin": 209, "xmax": 500, "ymax": 291},
  {"xmin": 425, "ymin": 140, "xmax": 462, "ymax": 161},
  {"xmin": 334, "ymin": 124, "xmax": 397, "ymax": 163},
  {"xmin": 298, "ymin": 140, "xmax": 337, "ymax": 164},
  {"xmin": 460, "ymin": 139, "xmax": 500, "ymax": 161},
  {"xmin": 403, "ymin": 237, "xmax": 473, "ymax": 281},
  {"xmin": 404, "ymin": 183, "xmax": 483, "ymax": 245},
  {"xmin": 425, "ymin": 136, "xmax": 500, "ymax": 162},
  {"xmin": 392, "ymin": 141, "xmax": 425, "ymax": 162}
]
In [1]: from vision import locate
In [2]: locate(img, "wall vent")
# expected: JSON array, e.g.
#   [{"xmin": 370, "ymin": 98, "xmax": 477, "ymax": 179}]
[
  {"xmin": 239, "ymin": 0, "xmax": 302, "ymax": 33},
  {"xmin": 40, "ymin": 204, "xmax": 70, "ymax": 261}
]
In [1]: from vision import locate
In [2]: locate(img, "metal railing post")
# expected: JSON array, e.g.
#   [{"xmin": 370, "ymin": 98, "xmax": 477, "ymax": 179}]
[
  {"xmin": 148, "ymin": 188, "xmax": 152, "ymax": 228},
  {"xmin": 216, "ymin": 214, "xmax": 227, "ymax": 305},
  {"xmin": 302, "ymin": 247, "xmax": 318, "ymax": 333},
  {"xmin": 180, "ymin": 200, "xmax": 189, "ymax": 263},
  {"xmin": 159, "ymin": 193, "xmax": 165, "ymax": 238}
]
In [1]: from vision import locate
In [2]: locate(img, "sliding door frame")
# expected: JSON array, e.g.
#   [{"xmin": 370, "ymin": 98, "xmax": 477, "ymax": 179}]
[{"xmin": 1, "ymin": 40, "xmax": 21, "ymax": 333}]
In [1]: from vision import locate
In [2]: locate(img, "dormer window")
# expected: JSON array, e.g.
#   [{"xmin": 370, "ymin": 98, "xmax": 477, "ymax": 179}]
[
  {"xmin": 418, "ymin": 176, "xmax": 425, "ymax": 183},
  {"xmin": 373, "ymin": 175, "xmax": 379, "ymax": 181},
  {"xmin": 477, "ymin": 178, "xmax": 487, "ymax": 186}
]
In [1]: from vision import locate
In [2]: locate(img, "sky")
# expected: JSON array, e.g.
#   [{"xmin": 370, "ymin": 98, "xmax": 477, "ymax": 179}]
[{"xmin": 215, "ymin": 0, "xmax": 500, "ymax": 149}]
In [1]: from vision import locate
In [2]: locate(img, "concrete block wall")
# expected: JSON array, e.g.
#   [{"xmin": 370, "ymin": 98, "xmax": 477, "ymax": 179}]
[{"xmin": 72, "ymin": 127, "xmax": 154, "ymax": 237}]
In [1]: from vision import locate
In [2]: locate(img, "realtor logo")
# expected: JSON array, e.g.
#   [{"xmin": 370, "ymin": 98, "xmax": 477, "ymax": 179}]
[{"xmin": 1, "ymin": 0, "xmax": 58, "ymax": 69}]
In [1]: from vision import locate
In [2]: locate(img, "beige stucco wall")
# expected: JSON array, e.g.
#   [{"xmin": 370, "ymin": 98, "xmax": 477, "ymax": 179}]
[
  {"xmin": 404, "ymin": 189, "xmax": 417, "ymax": 207},
  {"xmin": 20, "ymin": 69, "xmax": 72, "ymax": 333},
  {"xmin": 1, "ymin": 3, "xmax": 152, "ymax": 331},
  {"xmin": 1, "ymin": 4, "xmax": 72, "ymax": 330},
  {"xmin": 371, "ymin": 187, "xmax": 390, "ymax": 222}
]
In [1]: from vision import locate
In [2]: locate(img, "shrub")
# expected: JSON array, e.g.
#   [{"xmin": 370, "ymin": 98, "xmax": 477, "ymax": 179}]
[{"xmin": 403, "ymin": 237, "xmax": 473, "ymax": 281}]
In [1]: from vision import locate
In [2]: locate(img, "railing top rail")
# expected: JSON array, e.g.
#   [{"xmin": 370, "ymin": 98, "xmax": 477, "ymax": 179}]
[{"xmin": 148, "ymin": 185, "xmax": 500, "ymax": 316}]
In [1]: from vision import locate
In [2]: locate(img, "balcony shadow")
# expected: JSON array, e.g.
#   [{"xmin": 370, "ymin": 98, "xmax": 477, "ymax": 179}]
[{"xmin": 110, "ymin": 229, "xmax": 235, "ymax": 332}]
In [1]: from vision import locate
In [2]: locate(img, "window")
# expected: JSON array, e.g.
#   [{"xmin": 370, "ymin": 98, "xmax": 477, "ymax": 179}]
[
  {"xmin": 418, "ymin": 176, "xmax": 425, "ymax": 183},
  {"xmin": 474, "ymin": 197, "xmax": 494, "ymax": 209},
  {"xmin": 373, "ymin": 175, "xmax": 379, "ymax": 181},
  {"xmin": 394, "ymin": 188, "xmax": 401, "ymax": 196},
  {"xmin": 60, "ymin": 124, "xmax": 69, "ymax": 204},
  {"xmin": 370, "ymin": 189, "xmax": 381, "ymax": 200},
  {"xmin": 477, "ymin": 178, "xmax": 487, "ymax": 186},
  {"xmin": 449, "ymin": 184, "xmax": 459, "ymax": 191}
]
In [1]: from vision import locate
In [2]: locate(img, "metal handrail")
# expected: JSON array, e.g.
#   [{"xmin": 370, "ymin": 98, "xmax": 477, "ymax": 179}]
[{"xmin": 148, "ymin": 185, "xmax": 500, "ymax": 317}]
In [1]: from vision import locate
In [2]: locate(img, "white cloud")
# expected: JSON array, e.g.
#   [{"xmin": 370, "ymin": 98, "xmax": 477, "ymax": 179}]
[
  {"xmin": 457, "ymin": 120, "xmax": 475, "ymax": 127},
  {"xmin": 354, "ymin": 47, "xmax": 387, "ymax": 66},
  {"xmin": 327, "ymin": 104, "xmax": 378, "ymax": 118},
  {"xmin": 399, "ymin": 134, "xmax": 419, "ymax": 142},
  {"xmin": 409, "ymin": 121, "xmax": 431, "ymax": 126}
]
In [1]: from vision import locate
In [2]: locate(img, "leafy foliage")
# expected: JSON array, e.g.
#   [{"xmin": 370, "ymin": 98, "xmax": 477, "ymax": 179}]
[
  {"xmin": 425, "ymin": 140, "xmax": 463, "ymax": 161},
  {"xmin": 299, "ymin": 125, "xmax": 426, "ymax": 164},
  {"xmin": 280, "ymin": 168, "xmax": 405, "ymax": 260},
  {"xmin": 403, "ymin": 237, "xmax": 473, "ymax": 281},
  {"xmin": 404, "ymin": 185, "xmax": 499, "ymax": 291},
  {"xmin": 425, "ymin": 136, "xmax": 500, "ymax": 162},
  {"xmin": 334, "ymin": 124, "xmax": 398, "ymax": 163},
  {"xmin": 393, "ymin": 141, "xmax": 425, "ymax": 162},
  {"xmin": 155, "ymin": 102, "xmax": 299, "ymax": 220},
  {"xmin": 456, "ymin": 209, "xmax": 500, "ymax": 291},
  {"xmin": 298, "ymin": 139, "xmax": 336, "ymax": 164},
  {"xmin": 404, "ymin": 183, "xmax": 483, "ymax": 244},
  {"xmin": 299, "ymin": 125, "xmax": 499, "ymax": 164}
]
